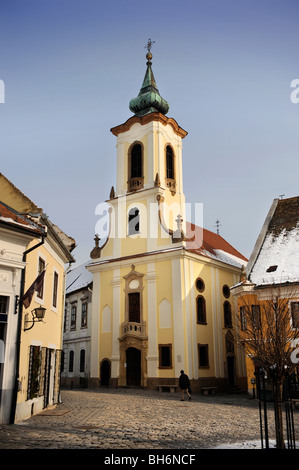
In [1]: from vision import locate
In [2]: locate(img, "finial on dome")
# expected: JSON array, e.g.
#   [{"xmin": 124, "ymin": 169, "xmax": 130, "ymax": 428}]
[{"xmin": 129, "ymin": 39, "xmax": 169, "ymax": 117}]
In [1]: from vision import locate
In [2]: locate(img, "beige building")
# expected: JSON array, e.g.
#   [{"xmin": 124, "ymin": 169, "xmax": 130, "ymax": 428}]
[
  {"xmin": 86, "ymin": 48, "xmax": 248, "ymax": 393},
  {"xmin": 0, "ymin": 174, "xmax": 75, "ymax": 422}
]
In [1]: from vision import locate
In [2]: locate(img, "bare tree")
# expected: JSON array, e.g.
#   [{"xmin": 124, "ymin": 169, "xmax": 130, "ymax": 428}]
[{"xmin": 234, "ymin": 289, "xmax": 299, "ymax": 449}]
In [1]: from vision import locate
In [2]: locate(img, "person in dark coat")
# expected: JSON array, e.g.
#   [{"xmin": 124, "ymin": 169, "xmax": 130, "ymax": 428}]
[{"xmin": 179, "ymin": 370, "xmax": 191, "ymax": 401}]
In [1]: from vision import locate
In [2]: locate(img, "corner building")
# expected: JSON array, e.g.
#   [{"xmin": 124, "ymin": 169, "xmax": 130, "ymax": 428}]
[{"xmin": 87, "ymin": 49, "xmax": 248, "ymax": 392}]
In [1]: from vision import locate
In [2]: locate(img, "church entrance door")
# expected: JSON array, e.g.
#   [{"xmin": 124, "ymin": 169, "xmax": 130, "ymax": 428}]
[
  {"xmin": 126, "ymin": 347, "xmax": 141, "ymax": 386},
  {"xmin": 100, "ymin": 359, "xmax": 110, "ymax": 386}
]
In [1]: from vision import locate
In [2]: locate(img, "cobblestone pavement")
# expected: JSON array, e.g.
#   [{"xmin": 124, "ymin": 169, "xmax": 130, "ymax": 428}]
[{"xmin": 0, "ymin": 388, "xmax": 298, "ymax": 450}]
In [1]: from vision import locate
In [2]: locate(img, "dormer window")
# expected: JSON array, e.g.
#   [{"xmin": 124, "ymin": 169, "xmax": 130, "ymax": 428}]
[
  {"xmin": 165, "ymin": 145, "xmax": 176, "ymax": 194},
  {"xmin": 128, "ymin": 143, "xmax": 144, "ymax": 192}
]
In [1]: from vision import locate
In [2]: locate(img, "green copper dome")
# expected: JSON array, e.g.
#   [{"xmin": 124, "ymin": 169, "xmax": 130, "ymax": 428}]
[{"xmin": 129, "ymin": 51, "xmax": 169, "ymax": 117}]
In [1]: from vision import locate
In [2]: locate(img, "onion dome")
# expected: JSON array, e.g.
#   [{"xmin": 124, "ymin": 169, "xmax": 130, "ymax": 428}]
[{"xmin": 129, "ymin": 45, "xmax": 169, "ymax": 117}]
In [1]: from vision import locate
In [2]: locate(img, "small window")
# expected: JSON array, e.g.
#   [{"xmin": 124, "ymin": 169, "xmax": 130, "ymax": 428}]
[
  {"xmin": 224, "ymin": 301, "xmax": 232, "ymax": 328},
  {"xmin": 128, "ymin": 207, "xmax": 140, "ymax": 235},
  {"xmin": 223, "ymin": 285, "xmax": 230, "ymax": 299},
  {"xmin": 196, "ymin": 278, "xmax": 205, "ymax": 292},
  {"xmin": 70, "ymin": 305, "xmax": 77, "ymax": 330},
  {"xmin": 81, "ymin": 303, "xmax": 88, "ymax": 328},
  {"xmin": 80, "ymin": 349, "xmax": 85, "ymax": 373},
  {"xmin": 0, "ymin": 296, "xmax": 8, "ymax": 324},
  {"xmin": 52, "ymin": 271, "xmax": 58, "ymax": 308},
  {"xmin": 291, "ymin": 302, "xmax": 299, "ymax": 328},
  {"xmin": 159, "ymin": 344, "xmax": 172, "ymax": 368},
  {"xmin": 240, "ymin": 306, "xmax": 247, "ymax": 331},
  {"xmin": 198, "ymin": 344, "xmax": 209, "ymax": 368},
  {"xmin": 266, "ymin": 265, "xmax": 278, "ymax": 272},
  {"xmin": 37, "ymin": 257, "xmax": 45, "ymax": 299},
  {"xmin": 251, "ymin": 305, "xmax": 261, "ymax": 328},
  {"xmin": 196, "ymin": 296, "xmax": 206, "ymax": 324},
  {"xmin": 69, "ymin": 350, "xmax": 74, "ymax": 372}
]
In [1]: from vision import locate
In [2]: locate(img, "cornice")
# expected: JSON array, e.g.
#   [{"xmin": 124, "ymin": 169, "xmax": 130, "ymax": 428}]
[{"xmin": 110, "ymin": 113, "xmax": 188, "ymax": 139}]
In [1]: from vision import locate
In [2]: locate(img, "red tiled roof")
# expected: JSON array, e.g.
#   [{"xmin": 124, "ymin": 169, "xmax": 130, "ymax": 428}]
[{"xmin": 185, "ymin": 221, "xmax": 248, "ymax": 263}]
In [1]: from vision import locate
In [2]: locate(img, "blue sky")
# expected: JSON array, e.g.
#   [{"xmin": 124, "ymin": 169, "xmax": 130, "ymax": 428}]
[{"xmin": 1, "ymin": 0, "xmax": 299, "ymax": 266}]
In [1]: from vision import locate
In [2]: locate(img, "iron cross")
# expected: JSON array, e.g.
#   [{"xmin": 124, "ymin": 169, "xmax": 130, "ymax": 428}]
[{"xmin": 145, "ymin": 38, "xmax": 155, "ymax": 53}]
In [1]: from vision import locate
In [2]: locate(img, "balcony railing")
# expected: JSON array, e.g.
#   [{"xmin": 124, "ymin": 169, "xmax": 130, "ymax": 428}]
[
  {"xmin": 128, "ymin": 177, "xmax": 144, "ymax": 192},
  {"xmin": 120, "ymin": 321, "xmax": 147, "ymax": 339}
]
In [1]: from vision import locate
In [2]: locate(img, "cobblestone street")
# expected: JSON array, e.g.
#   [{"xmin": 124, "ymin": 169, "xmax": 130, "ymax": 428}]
[{"xmin": 0, "ymin": 388, "xmax": 298, "ymax": 450}]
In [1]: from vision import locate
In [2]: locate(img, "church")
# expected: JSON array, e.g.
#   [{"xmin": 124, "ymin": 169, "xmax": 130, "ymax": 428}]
[{"xmin": 85, "ymin": 42, "xmax": 248, "ymax": 393}]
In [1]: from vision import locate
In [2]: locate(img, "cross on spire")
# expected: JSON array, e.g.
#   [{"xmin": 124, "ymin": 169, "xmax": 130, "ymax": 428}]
[{"xmin": 145, "ymin": 38, "xmax": 155, "ymax": 53}]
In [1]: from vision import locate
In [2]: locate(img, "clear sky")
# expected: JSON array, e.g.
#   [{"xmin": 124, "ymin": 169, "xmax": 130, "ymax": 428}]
[{"xmin": 1, "ymin": 0, "xmax": 299, "ymax": 267}]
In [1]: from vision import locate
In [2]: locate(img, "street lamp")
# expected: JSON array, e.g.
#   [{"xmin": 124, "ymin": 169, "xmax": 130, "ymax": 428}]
[{"xmin": 24, "ymin": 306, "xmax": 46, "ymax": 331}]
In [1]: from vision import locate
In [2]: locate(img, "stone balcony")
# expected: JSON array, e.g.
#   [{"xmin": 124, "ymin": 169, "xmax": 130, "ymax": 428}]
[
  {"xmin": 128, "ymin": 177, "xmax": 144, "ymax": 192},
  {"xmin": 120, "ymin": 321, "xmax": 147, "ymax": 339}
]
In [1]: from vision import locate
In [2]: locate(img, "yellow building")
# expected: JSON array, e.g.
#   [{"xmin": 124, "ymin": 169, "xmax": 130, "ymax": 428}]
[
  {"xmin": 0, "ymin": 174, "xmax": 75, "ymax": 422},
  {"xmin": 231, "ymin": 196, "xmax": 299, "ymax": 395},
  {"xmin": 86, "ymin": 46, "xmax": 248, "ymax": 393}
]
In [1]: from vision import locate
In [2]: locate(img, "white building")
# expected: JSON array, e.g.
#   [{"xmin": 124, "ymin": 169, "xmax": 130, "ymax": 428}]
[{"xmin": 62, "ymin": 261, "xmax": 93, "ymax": 388}]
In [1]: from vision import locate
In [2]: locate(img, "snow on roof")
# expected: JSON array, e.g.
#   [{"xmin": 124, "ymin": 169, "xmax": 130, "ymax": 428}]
[
  {"xmin": 250, "ymin": 226, "xmax": 299, "ymax": 285},
  {"xmin": 185, "ymin": 222, "xmax": 247, "ymax": 268},
  {"xmin": 248, "ymin": 196, "xmax": 299, "ymax": 286},
  {"xmin": 66, "ymin": 260, "xmax": 93, "ymax": 294}
]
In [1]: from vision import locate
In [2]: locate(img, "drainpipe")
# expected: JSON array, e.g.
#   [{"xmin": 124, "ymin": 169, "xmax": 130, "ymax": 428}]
[{"xmin": 9, "ymin": 236, "xmax": 45, "ymax": 424}]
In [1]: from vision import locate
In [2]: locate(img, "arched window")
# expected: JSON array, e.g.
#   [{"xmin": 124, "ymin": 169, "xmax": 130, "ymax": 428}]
[
  {"xmin": 196, "ymin": 295, "xmax": 206, "ymax": 324},
  {"xmin": 128, "ymin": 143, "xmax": 143, "ymax": 191},
  {"xmin": 80, "ymin": 349, "xmax": 85, "ymax": 373},
  {"xmin": 131, "ymin": 144, "xmax": 142, "ymax": 178},
  {"xmin": 165, "ymin": 145, "xmax": 176, "ymax": 193},
  {"xmin": 128, "ymin": 207, "xmax": 140, "ymax": 235},
  {"xmin": 69, "ymin": 350, "xmax": 74, "ymax": 372},
  {"xmin": 224, "ymin": 301, "xmax": 232, "ymax": 328},
  {"xmin": 166, "ymin": 146, "xmax": 174, "ymax": 180}
]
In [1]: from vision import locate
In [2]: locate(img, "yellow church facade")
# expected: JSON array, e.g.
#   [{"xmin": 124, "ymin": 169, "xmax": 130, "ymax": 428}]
[{"xmin": 87, "ymin": 46, "xmax": 248, "ymax": 393}]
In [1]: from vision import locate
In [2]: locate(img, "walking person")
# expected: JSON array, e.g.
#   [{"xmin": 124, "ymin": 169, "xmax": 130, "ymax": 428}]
[{"xmin": 179, "ymin": 370, "xmax": 191, "ymax": 401}]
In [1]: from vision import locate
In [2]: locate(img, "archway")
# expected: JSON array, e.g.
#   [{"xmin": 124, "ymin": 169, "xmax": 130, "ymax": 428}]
[{"xmin": 126, "ymin": 347, "xmax": 141, "ymax": 387}]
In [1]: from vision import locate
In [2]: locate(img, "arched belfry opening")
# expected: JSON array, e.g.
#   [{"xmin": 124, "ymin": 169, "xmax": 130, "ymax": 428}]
[{"xmin": 128, "ymin": 142, "xmax": 144, "ymax": 192}]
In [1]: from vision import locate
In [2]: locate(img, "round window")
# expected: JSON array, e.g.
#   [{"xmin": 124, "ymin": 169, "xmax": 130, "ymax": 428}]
[
  {"xmin": 223, "ymin": 285, "xmax": 230, "ymax": 298},
  {"xmin": 196, "ymin": 278, "xmax": 205, "ymax": 292}
]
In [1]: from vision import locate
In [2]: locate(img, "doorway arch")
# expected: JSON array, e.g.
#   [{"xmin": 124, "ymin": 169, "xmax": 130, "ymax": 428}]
[{"xmin": 100, "ymin": 359, "xmax": 111, "ymax": 386}]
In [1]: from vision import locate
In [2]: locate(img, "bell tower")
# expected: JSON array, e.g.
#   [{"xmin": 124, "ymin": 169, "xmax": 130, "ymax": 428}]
[{"xmin": 93, "ymin": 41, "xmax": 188, "ymax": 261}]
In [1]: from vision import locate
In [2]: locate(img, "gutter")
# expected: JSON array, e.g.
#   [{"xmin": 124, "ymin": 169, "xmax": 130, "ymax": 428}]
[{"xmin": 9, "ymin": 235, "xmax": 46, "ymax": 424}]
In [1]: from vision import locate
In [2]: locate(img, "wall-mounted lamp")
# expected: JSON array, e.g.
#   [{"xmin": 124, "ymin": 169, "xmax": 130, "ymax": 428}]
[{"xmin": 24, "ymin": 306, "xmax": 46, "ymax": 331}]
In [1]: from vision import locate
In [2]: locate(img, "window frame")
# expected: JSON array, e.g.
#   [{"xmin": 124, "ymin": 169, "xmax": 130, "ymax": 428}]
[
  {"xmin": 52, "ymin": 270, "xmax": 59, "ymax": 309},
  {"xmin": 158, "ymin": 344, "xmax": 173, "ymax": 369},
  {"xmin": 128, "ymin": 142, "xmax": 144, "ymax": 192},
  {"xmin": 196, "ymin": 295, "xmax": 207, "ymax": 324},
  {"xmin": 198, "ymin": 343, "xmax": 209, "ymax": 368},
  {"xmin": 36, "ymin": 256, "xmax": 46, "ymax": 301}
]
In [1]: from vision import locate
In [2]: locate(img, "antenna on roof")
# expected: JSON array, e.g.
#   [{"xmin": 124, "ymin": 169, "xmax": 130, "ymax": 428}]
[
  {"xmin": 279, "ymin": 194, "xmax": 285, "ymax": 199},
  {"xmin": 214, "ymin": 219, "xmax": 222, "ymax": 235}
]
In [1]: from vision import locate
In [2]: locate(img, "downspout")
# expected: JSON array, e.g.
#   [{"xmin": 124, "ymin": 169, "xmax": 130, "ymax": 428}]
[{"xmin": 9, "ymin": 235, "xmax": 45, "ymax": 424}]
